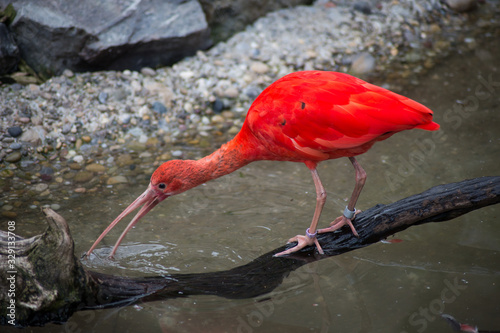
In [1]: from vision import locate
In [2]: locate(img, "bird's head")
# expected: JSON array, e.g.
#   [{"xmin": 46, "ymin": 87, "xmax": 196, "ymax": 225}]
[
  {"xmin": 86, "ymin": 159, "xmax": 198, "ymax": 258},
  {"xmin": 150, "ymin": 159, "xmax": 197, "ymax": 196}
]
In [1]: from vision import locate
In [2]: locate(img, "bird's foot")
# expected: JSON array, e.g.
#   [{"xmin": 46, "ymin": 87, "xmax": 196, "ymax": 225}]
[
  {"xmin": 274, "ymin": 228, "xmax": 324, "ymax": 257},
  {"xmin": 318, "ymin": 209, "xmax": 361, "ymax": 236}
]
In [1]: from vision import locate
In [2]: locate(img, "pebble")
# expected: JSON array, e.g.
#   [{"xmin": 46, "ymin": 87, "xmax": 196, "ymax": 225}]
[
  {"xmin": 119, "ymin": 114, "xmax": 131, "ymax": 124},
  {"xmin": 139, "ymin": 151, "xmax": 152, "ymax": 158},
  {"xmin": 223, "ymin": 87, "xmax": 239, "ymax": 98},
  {"xmin": 212, "ymin": 99, "xmax": 224, "ymax": 113},
  {"xmin": 50, "ymin": 204, "xmax": 61, "ymax": 210},
  {"xmin": 63, "ymin": 69, "xmax": 74, "ymax": 77},
  {"xmin": 179, "ymin": 70, "xmax": 195, "ymax": 80},
  {"xmin": 75, "ymin": 138, "xmax": 83, "ymax": 149},
  {"xmin": 351, "ymin": 52, "xmax": 376, "ymax": 74},
  {"xmin": 128, "ymin": 127, "xmax": 144, "ymax": 138},
  {"xmin": 40, "ymin": 174, "xmax": 52, "ymax": 181},
  {"xmin": 141, "ymin": 67, "xmax": 156, "ymax": 76},
  {"xmin": 98, "ymin": 92, "xmax": 108, "ymax": 104},
  {"xmin": 126, "ymin": 141, "xmax": 146, "ymax": 151},
  {"xmin": 40, "ymin": 166, "xmax": 54, "ymax": 180},
  {"xmin": 211, "ymin": 115, "xmax": 225, "ymax": 123},
  {"xmin": 228, "ymin": 126, "xmax": 239, "ymax": 135},
  {"xmin": 5, "ymin": 151, "xmax": 22, "ymax": 163},
  {"xmin": 117, "ymin": 154, "xmax": 134, "ymax": 166},
  {"xmin": 2, "ymin": 137, "xmax": 13, "ymax": 144},
  {"xmin": 73, "ymin": 155, "xmax": 84, "ymax": 164},
  {"xmin": 250, "ymin": 62, "xmax": 269, "ymax": 74},
  {"xmin": 7, "ymin": 126, "xmax": 23, "ymax": 138},
  {"xmin": 1, "ymin": 169, "xmax": 14, "ymax": 178},
  {"xmin": 221, "ymin": 111, "xmax": 234, "ymax": 119},
  {"xmin": 243, "ymin": 85, "xmax": 261, "ymax": 99},
  {"xmin": 74, "ymin": 187, "xmax": 87, "ymax": 193},
  {"xmin": 107, "ymin": 175, "xmax": 128, "ymax": 185},
  {"xmin": 20, "ymin": 127, "xmax": 45, "ymax": 145},
  {"xmin": 86, "ymin": 163, "xmax": 106, "ymax": 172},
  {"xmin": 405, "ymin": 51, "xmax": 422, "ymax": 63},
  {"xmin": 138, "ymin": 105, "xmax": 150, "ymax": 118},
  {"xmin": 62, "ymin": 123, "xmax": 72, "ymax": 134},
  {"xmin": 2, "ymin": 204, "xmax": 13, "ymax": 211},
  {"xmin": 40, "ymin": 166, "xmax": 54, "ymax": 175},
  {"xmin": 9, "ymin": 142, "xmax": 22, "ymax": 150},
  {"xmin": 68, "ymin": 163, "xmax": 82, "ymax": 170},
  {"xmin": 152, "ymin": 101, "xmax": 167, "ymax": 114},
  {"xmin": 131, "ymin": 80, "xmax": 142, "ymax": 92},
  {"xmin": 445, "ymin": 0, "xmax": 477, "ymax": 12},
  {"xmin": 353, "ymin": 2, "xmax": 372, "ymax": 15},
  {"xmin": 146, "ymin": 137, "xmax": 158, "ymax": 146},
  {"xmin": 74, "ymin": 171, "xmax": 94, "ymax": 183},
  {"xmin": 33, "ymin": 183, "xmax": 49, "ymax": 192},
  {"xmin": 29, "ymin": 84, "xmax": 39, "ymax": 92},
  {"xmin": 1, "ymin": 211, "xmax": 17, "ymax": 218}
]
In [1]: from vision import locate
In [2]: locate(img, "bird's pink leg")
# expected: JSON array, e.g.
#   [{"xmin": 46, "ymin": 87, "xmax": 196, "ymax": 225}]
[
  {"xmin": 318, "ymin": 157, "xmax": 366, "ymax": 236},
  {"xmin": 275, "ymin": 168, "xmax": 326, "ymax": 256}
]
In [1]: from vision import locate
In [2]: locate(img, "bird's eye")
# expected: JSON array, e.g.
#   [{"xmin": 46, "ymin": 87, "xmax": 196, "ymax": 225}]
[{"xmin": 158, "ymin": 183, "xmax": 166, "ymax": 190}]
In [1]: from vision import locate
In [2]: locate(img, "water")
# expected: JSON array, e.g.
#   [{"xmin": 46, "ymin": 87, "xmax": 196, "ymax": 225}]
[{"xmin": 4, "ymin": 40, "xmax": 500, "ymax": 332}]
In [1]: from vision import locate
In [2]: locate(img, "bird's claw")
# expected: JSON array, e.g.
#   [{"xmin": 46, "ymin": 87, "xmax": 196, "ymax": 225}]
[
  {"xmin": 318, "ymin": 209, "xmax": 361, "ymax": 236},
  {"xmin": 274, "ymin": 234, "xmax": 324, "ymax": 257},
  {"xmin": 274, "ymin": 209, "xmax": 361, "ymax": 257}
]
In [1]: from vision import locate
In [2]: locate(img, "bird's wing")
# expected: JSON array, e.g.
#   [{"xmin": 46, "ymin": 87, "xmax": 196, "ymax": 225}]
[{"xmin": 246, "ymin": 71, "xmax": 437, "ymax": 158}]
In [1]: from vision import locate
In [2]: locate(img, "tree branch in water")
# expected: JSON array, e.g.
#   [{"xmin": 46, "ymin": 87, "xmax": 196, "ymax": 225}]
[{"xmin": 1, "ymin": 176, "xmax": 499, "ymax": 327}]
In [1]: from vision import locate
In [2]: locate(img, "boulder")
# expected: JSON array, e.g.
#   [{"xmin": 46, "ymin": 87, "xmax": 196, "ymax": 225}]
[
  {"xmin": 3, "ymin": 0, "xmax": 212, "ymax": 77},
  {"xmin": 0, "ymin": 22, "xmax": 19, "ymax": 74},
  {"xmin": 199, "ymin": 0, "xmax": 313, "ymax": 42}
]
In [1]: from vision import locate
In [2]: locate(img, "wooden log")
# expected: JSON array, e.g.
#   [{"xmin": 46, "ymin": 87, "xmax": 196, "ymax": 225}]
[
  {"xmin": 1, "ymin": 176, "xmax": 499, "ymax": 327},
  {"xmin": 0, "ymin": 208, "xmax": 100, "ymax": 327}
]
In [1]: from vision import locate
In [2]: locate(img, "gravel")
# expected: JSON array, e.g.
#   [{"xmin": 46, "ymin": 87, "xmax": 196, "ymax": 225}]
[{"xmin": 0, "ymin": 0, "xmax": 499, "ymax": 217}]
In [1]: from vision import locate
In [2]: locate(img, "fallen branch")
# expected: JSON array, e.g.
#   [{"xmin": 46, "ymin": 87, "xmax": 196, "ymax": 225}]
[{"xmin": 1, "ymin": 176, "xmax": 499, "ymax": 327}]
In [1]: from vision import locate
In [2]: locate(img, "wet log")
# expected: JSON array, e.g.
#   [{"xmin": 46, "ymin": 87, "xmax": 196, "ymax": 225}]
[{"xmin": 1, "ymin": 176, "xmax": 499, "ymax": 327}]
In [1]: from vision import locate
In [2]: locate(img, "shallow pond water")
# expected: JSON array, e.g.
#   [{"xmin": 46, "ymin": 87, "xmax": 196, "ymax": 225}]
[{"xmin": 3, "ymin": 38, "xmax": 500, "ymax": 332}]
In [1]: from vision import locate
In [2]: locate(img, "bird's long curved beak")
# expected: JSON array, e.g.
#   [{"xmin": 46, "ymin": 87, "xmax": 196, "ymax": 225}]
[{"xmin": 85, "ymin": 184, "xmax": 168, "ymax": 258}]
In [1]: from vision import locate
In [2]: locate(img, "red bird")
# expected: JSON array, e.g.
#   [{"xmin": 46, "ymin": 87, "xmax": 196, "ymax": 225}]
[{"xmin": 86, "ymin": 71, "xmax": 439, "ymax": 258}]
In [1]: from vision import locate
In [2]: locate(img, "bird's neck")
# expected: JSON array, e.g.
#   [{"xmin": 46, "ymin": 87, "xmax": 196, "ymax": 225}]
[{"xmin": 186, "ymin": 123, "xmax": 266, "ymax": 188}]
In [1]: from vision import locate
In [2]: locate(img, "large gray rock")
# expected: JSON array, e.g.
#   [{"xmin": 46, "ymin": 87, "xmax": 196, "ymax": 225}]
[
  {"xmin": 0, "ymin": 22, "xmax": 19, "ymax": 74},
  {"xmin": 199, "ymin": 0, "xmax": 313, "ymax": 42},
  {"xmin": 3, "ymin": 0, "xmax": 212, "ymax": 77}
]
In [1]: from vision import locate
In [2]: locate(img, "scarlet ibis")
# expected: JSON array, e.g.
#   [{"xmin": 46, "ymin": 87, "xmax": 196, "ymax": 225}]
[{"xmin": 86, "ymin": 71, "xmax": 439, "ymax": 258}]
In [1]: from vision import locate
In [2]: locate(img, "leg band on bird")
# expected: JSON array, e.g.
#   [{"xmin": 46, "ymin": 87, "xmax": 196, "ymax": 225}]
[
  {"xmin": 343, "ymin": 206, "xmax": 356, "ymax": 219},
  {"xmin": 306, "ymin": 228, "xmax": 318, "ymax": 238}
]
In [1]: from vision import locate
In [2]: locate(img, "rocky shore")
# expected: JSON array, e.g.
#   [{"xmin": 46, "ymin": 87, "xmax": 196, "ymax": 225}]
[{"xmin": 0, "ymin": 0, "xmax": 498, "ymax": 220}]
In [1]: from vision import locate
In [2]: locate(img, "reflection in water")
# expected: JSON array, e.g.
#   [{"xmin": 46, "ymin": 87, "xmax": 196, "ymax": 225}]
[{"xmin": 5, "ymin": 40, "xmax": 500, "ymax": 332}]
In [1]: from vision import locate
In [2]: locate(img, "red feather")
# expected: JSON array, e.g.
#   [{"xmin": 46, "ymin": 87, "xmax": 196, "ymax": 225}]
[{"xmin": 245, "ymin": 71, "xmax": 439, "ymax": 161}]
